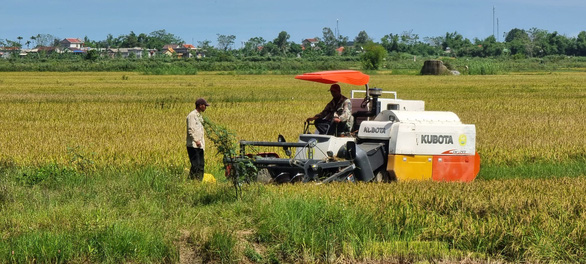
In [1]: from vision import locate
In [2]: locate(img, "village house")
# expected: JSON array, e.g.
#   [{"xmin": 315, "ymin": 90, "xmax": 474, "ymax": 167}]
[
  {"xmin": 161, "ymin": 44, "xmax": 197, "ymax": 58},
  {"xmin": 37, "ymin": 46, "xmax": 60, "ymax": 54},
  {"xmin": 0, "ymin": 45, "xmax": 64, "ymax": 58},
  {"xmin": 302, "ymin": 38, "xmax": 319, "ymax": 50},
  {"xmin": 60, "ymin": 38, "xmax": 84, "ymax": 50},
  {"xmin": 161, "ymin": 44, "xmax": 179, "ymax": 56},
  {"xmin": 108, "ymin": 47, "xmax": 144, "ymax": 58},
  {"xmin": 0, "ymin": 47, "xmax": 20, "ymax": 59}
]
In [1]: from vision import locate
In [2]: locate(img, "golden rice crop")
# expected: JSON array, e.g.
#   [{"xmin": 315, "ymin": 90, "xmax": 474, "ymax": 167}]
[
  {"xmin": 258, "ymin": 177, "xmax": 586, "ymax": 262},
  {"xmin": 0, "ymin": 72, "xmax": 584, "ymax": 169}
]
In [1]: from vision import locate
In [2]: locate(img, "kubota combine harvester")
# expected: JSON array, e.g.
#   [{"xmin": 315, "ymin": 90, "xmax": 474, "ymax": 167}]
[{"xmin": 228, "ymin": 70, "xmax": 480, "ymax": 183}]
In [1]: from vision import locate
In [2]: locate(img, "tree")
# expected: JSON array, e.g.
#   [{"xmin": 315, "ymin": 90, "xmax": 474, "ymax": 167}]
[
  {"xmin": 354, "ymin": 30, "xmax": 371, "ymax": 48},
  {"xmin": 85, "ymin": 49, "xmax": 99, "ymax": 61},
  {"xmin": 121, "ymin": 31, "xmax": 139, "ymax": 48},
  {"xmin": 106, "ymin": 34, "xmax": 115, "ymax": 48},
  {"xmin": 197, "ymin": 40, "xmax": 215, "ymax": 57},
  {"xmin": 360, "ymin": 43, "xmax": 387, "ymax": 70},
  {"xmin": 505, "ymin": 28, "xmax": 528, "ymax": 43},
  {"xmin": 261, "ymin": 42, "xmax": 278, "ymax": 56},
  {"xmin": 381, "ymin": 30, "xmax": 426, "ymax": 55},
  {"xmin": 543, "ymin": 31, "xmax": 571, "ymax": 56},
  {"xmin": 322, "ymin": 27, "xmax": 337, "ymax": 56},
  {"xmin": 526, "ymin": 27, "xmax": 548, "ymax": 57},
  {"xmin": 576, "ymin": 31, "xmax": 586, "ymax": 56},
  {"xmin": 243, "ymin": 37, "xmax": 265, "ymax": 56},
  {"xmin": 411, "ymin": 42, "xmax": 438, "ymax": 56},
  {"xmin": 217, "ymin": 34, "xmax": 236, "ymax": 51},
  {"xmin": 381, "ymin": 33, "xmax": 400, "ymax": 53},
  {"xmin": 505, "ymin": 28, "xmax": 529, "ymax": 56},
  {"xmin": 337, "ymin": 35, "xmax": 349, "ymax": 48},
  {"xmin": 30, "ymin": 36, "xmax": 37, "ymax": 48},
  {"xmin": 83, "ymin": 36, "xmax": 92, "ymax": 47},
  {"xmin": 424, "ymin": 36, "xmax": 443, "ymax": 48},
  {"xmin": 288, "ymin": 41, "xmax": 302, "ymax": 56},
  {"xmin": 273, "ymin": 31, "xmax": 290, "ymax": 55},
  {"xmin": 83, "ymin": 36, "xmax": 106, "ymax": 49},
  {"xmin": 147, "ymin": 29, "xmax": 183, "ymax": 49},
  {"xmin": 137, "ymin": 33, "xmax": 148, "ymax": 47},
  {"xmin": 477, "ymin": 35, "xmax": 504, "ymax": 57},
  {"xmin": 197, "ymin": 40, "xmax": 213, "ymax": 50},
  {"xmin": 5, "ymin": 39, "xmax": 21, "ymax": 48},
  {"xmin": 400, "ymin": 30, "xmax": 419, "ymax": 46},
  {"xmin": 442, "ymin": 31, "xmax": 471, "ymax": 57}
]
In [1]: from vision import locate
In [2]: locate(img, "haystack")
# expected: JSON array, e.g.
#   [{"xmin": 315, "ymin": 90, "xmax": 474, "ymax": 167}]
[{"xmin": 420, "ymin": 60, "xmax": 449, "ymax": 75}]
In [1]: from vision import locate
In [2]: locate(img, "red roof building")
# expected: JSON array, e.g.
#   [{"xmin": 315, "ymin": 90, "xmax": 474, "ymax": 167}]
[{"xmin": 60, "ymin": 38, "xmax": 84, "ymax": 50}]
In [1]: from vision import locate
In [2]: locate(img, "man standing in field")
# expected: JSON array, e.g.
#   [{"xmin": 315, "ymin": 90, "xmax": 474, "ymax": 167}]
[
  {"xmin": 306, "ymin": 84, "xmax": 354, "ymax": 136},
  {"xmin": 186, "ymin": 98, "xmax": 210, "ymax": 180}
]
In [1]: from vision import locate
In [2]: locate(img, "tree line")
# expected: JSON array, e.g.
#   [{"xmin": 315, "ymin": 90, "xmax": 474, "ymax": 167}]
[{"xmin": 3, "ymin": 27, "xmax": 586, "ymax": 59}]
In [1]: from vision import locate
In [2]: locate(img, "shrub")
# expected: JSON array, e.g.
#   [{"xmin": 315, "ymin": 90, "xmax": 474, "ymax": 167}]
[{"xmin": 360, "ymin": 43, "xmax": 387, "ymax": 70}]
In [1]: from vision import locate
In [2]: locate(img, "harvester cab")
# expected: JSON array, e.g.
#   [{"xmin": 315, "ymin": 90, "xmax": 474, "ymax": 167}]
[{"xmin": 229, "ymin": 70, "xmax": 480, "ymax": 184}]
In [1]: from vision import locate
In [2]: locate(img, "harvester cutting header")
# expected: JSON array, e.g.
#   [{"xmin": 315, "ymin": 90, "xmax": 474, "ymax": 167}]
[{"xmin": 228, "ymin": 70, "xmax": 480, "ymax": 183}]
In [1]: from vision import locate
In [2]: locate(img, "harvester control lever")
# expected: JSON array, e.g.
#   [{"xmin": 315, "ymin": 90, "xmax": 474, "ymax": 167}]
[
  {"xmin": 361, "ymin": 96, "xmax": 371, "ymax": 108},
  {"xmin": 303, "ymin": 120, "xmax": 314, "ymax": 134}
]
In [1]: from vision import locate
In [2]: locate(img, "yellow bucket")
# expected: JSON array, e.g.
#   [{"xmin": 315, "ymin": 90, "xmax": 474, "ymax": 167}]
[{"xmin": 202, "ymin": 173, "xmax": 216, "ymax": 183}]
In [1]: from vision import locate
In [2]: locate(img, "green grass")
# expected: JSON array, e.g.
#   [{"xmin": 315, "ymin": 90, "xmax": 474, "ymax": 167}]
[
  {"xmin": 202, "ymin": 230, "xmax": 238, "ymax": 263},
  {"xmin": 0, "ymin": 225, "xmax": 175, "ymax": 263},
  {"xmin": 1, "ymin": 163, "xmax": 585, "ymax": 263}
]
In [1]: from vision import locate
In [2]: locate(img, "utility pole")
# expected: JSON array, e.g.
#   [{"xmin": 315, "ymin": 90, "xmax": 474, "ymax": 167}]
[
  {"xmin": 335, "ymin": 19, "xmax": 340, "ymax": 46},
  {"xmin": 497, "ymin": 18, "xmax": 500, "ymax": 42},
  {"xmin": 493, "ymin": 6, "xmax": 495, "ymax": 39}
]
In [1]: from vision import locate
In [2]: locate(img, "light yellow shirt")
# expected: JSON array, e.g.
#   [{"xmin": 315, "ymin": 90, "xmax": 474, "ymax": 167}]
[{"xmin": 186, "ymin": 109, "xmax": 205, "ymax": 149}]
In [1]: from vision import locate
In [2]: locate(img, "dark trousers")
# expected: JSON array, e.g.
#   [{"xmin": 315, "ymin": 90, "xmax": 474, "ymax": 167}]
[
  {"xmin": 315, "ymin": 119, "xmax": 348, "ymax": 136},
  {"xmin": 314, "ymin": 119, "xmax": 331, "ymax": 134},
  {"xmin": 187, "ymin": 147, "xmax": 204, "ymax": 180}
]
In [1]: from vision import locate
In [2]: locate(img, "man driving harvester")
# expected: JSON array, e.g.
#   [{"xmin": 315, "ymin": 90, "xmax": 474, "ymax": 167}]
[{"xmin": 306, "ymin": 83, "xmax": 354, "ymax": 136}]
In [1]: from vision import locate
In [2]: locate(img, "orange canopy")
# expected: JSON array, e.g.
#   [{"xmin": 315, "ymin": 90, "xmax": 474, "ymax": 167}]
[{"xmin": 295, "ymin": 70, "xmax": 370, "ymax": 86}]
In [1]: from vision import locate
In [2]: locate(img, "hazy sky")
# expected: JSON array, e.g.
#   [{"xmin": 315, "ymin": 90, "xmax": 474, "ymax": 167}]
[{"xmin": 2, "ymin": 0, "xmax": 585, "ymax": 47}]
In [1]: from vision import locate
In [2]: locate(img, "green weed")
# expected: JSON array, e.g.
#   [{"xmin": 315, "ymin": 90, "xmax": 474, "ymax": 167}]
[{"xmin": 203, "ymin": 230, "xmax": 237, "ymax": 263}]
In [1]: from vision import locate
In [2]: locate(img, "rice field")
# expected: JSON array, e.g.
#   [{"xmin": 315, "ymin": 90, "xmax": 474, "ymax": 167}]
[
  {"xmin": 0, "ymin": 71, "xmax": 584, "ymax": 169},
  {"xmin": 0, "ymin": 71, "xmax": 585, "ymax": 263}
]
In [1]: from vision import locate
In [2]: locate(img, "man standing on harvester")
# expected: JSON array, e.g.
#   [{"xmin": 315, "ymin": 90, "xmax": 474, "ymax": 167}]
[
  {"xmin": 306, "ymin": 84, "xmax": 354, "ymax": 136},
  {"xmin": 186, "ymin": 98, "xmax": 210, "ymax": 180}
]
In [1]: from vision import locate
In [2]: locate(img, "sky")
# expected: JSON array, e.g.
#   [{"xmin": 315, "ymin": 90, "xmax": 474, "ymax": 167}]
[{"xmin": 2, "ymin": 0, "xmax": 585, "ymax": 48}]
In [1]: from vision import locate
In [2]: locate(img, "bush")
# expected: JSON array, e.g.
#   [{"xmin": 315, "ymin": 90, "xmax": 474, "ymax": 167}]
[{"xmin": 360, "ymin": 43, "xmax": 387, "ymax": 70}]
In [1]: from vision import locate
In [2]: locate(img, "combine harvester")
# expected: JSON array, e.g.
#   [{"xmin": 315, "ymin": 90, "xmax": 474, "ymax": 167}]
[{"xmin": 228, "ymin": 70, "xmax": 480, "ymax": 183}]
